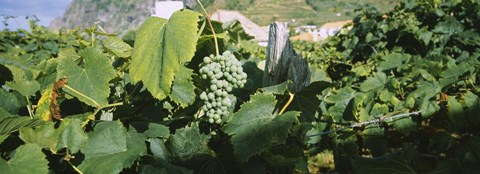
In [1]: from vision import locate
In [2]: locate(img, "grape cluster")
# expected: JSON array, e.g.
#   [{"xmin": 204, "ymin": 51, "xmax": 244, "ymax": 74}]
[{"xmin": 199, "ymin": 51, "xmax": 247, "ymax": 124}]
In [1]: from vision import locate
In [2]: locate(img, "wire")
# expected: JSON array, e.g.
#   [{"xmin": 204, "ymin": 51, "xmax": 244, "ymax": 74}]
[{"xmin": 307, "ymin": 111, "xmax": 421, "ymax": 137}]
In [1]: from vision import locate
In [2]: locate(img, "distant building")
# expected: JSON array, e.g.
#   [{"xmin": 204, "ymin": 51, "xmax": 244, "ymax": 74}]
[
  {"xmin": 318, "ymin": 20, "xmax": 352, "ymax": 40},
  {"xmin": 151, "ymin": 1, "xmax": 184, "ymax": 19},
  {"xmin": 294, "ymin": 25, "xmax": 317, "ymax": 34},
  {"xmin": 292, "ymin": 20, "xmax": 352, "ymax": 42},
  {"xmin": 211, "ymin": 9, "xmax": 269, "ymax": 45}
]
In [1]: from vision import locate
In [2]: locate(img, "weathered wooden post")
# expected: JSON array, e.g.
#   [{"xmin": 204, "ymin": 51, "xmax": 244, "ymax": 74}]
[{"xmin": 263, "ymin": 22, "xmax": 310, "ymax": 93}]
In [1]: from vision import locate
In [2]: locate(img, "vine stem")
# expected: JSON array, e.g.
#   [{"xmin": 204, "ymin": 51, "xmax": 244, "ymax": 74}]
[
  {"xmin": 64, "ymin": 148, "xmax": 84, "ymax": 174},
  {"xmin": 67, "ymin": 160, "xmax": 83, "ymax": 174},
  {"xmin": 25, "ymin": 96, "xmax": 34, "ymax": 119},
  {"xmin": 63, "ymin": 85, "xmax": 101, "ymax": 108},
  {"xmin": 307, "ymin": 111, "xmax": 421, "ymax": 137},
  {"xmin": 196, "ymin": 0, "xmax": 219, "ymax": 56},
  {"xmin": 279, "ymin": 92, "xmax": 294, "ymax": 115},
  {"xmin": 81, "ymin": 102, "xmax": 123, "ymax": 128}
]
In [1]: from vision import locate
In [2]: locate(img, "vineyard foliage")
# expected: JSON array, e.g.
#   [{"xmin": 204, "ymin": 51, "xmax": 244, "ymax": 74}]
[{"xmin": 0, "ymin": 0, "xmax": 479, "ymax": 173}]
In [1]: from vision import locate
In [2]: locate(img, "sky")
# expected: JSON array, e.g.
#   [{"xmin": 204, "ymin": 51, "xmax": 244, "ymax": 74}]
[{"xmin": 0, "ymin": 0, "xmax": 73, "ymax": 30}]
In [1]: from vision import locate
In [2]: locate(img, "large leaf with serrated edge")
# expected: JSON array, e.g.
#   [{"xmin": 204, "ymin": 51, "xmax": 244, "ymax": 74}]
[
  {"xmin": 0, "ymin": 144, "xmax": 49, "ymax": 174},
  {"xmin": 0, "ymin": 116, "xmax": 44, "ymax": 135},
  {"xmin": 19, "ymin": 122, "xmax": 61, "ymax": 152},
  {"xmin": 223, "ymin": 93, "xmax": 299, "ymax": 162},
  {"xmin": 57, "ymin": 47, "xmax": 116, "ymax": 107},
  {"xmin": 352, "ymin": 144, "xmax": 416, "ymax": 174},
  {"xmin": 103, "ymin": 36, "xmax": 132, "ymax": 58},
  {"xmin": 56, "ymin": 118, "xmax": 88, "ymax": 154},
  {"xmin": 170, "ymin": 66, "xmax": 196, "ymax": 107},
  {"xmin": 79, "ymin": 121, "xmax": 146, "ymax": 174},
  {"xmin": 0, "ymin": 90, "xmax": 21, "ymax": 114},
  {"xmin": 165, "ymin": 123, "xmax": 214, "ymax": 163},
  {"xmin": 130, "ymin": 10, "xmax": 199, "ymax": 100}
]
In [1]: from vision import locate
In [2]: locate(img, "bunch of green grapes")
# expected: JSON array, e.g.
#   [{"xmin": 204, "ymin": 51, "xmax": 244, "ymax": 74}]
[{"xmin": 199, "ymin": 51, "xmax": 247, "ymax": 124}]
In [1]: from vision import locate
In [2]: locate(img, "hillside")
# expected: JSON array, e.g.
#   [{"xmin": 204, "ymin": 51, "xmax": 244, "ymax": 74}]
[
  {"xmin": 49, "ymin": 0, "xmax": 155, "ymax": 34},
  {"xmin": 241, "ymin": 0, "xmax": 399, "ymax": 27},
  {"xmin": 50, "ymin": 0, "xmax": 399, "ymax": 34}
]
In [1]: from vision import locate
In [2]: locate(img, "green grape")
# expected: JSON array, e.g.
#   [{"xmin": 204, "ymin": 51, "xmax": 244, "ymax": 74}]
[
  {"xmin": 226, "ymin": 86, "xmax": 232, "ymax": 92},
  {"xmin": 199, "ymin": 50, "xmax": 247, "ymax": 124},
  {"xmin": 208, "ymin": 93, "xmax": 215, "ymax": 100},
  {"xmin": 200, "ymin": 92, "xmax": 207, "ymax": 100},
  {"xmin": 210, "ymin": 84, "xmax": 218, "ymax": 91},
  {"xmin": 215, "ymin": 90, "xmax": 223, "ymax": 96}
]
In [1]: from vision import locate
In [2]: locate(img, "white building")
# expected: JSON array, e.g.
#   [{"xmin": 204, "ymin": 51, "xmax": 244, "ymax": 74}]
[
  {"xmin": 292, "ymin": 20, "xmax": 352, "ymax": 42},
  {"xmin": 318, "ymin": 20, "xmax": 352, "ymax": 40},
  {"xmin": 151, "ymin": 1, "xmax": 184, "ymax": 19},
  {"xmin": 211, "ymin": 9, "xmax": 269, "ymax": 45}
]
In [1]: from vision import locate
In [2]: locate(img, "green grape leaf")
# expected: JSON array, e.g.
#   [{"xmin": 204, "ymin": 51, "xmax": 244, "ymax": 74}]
[
  {"xmin": 170, "ymin": 66, "xmax": 196, "ymax": 107},
  {"xmin": 306, "ymin": 122, "xmax": 328, "ymax": 145},
  {"xmin": 140, "ymin": 165, "xmax": 168, "ymax": 174},
  {"xmin": 461, "ymin": 91, "xmax": 480, "ymax": 126},
  {"xmin": 103, "ymin": 36, "xmax": 132, "ymax": 58},
  {"xmin": 0, "ymin": 116, "xmax": 45, "ymax": 135},
  {"xmin": 19, "ymin": 122, "xmax": 61, "ymax": 152},
  {"xmin": 3, "ymin": 64, "xmax": 40, "ymax": 97},
  {"xmin": 81, "ymin": 121, "xmax": 127, "ymax": 155},
  {"xmin": 353, "ymin": 145, "xmax": 416, "ymax": 174},
  {"xmin": 377, "ymin": 53, "xmax": 409, "ymax": 71},
  {"xmin": 370, "ymin": 103, "xmax": 388, "ymax": 117},
  {"xmin": 0, "ymin": 144, "xmax": 49, "ymax": 174},
  {"xmin": 260, "ymin": 81, "xmax": 290, "ymax": 94},
  {"xmin": 79, "ymin": 121, "xmax": 147, "ymax": 174},
  {"xmin": 310, "ymin": 67, "xmax": 332, "ymax": 83},
  {"xmin": 419, "ymin": 99, "xmax": 440, "ymax": 118},
  {"xmin": 149, "ymin": 138, "xmax": 169, "ymax": 161},
  {"xmin": 57, "ymin": 47, "xmax": 116, "ymax": 107},
  {"xmin": 140, "ymin": 164, "xmax": 192, "ymax": 174},
  {"xmin": 351, "ymin": 65, "xmax": 371, "ymax": 77},
  {"xmin": 391, "ymin": 116, "xmax": 417, "ymax": 136},
  {"xmin": 427, "ymin": 131, "xmax": 453, "ymax": 153},
  {"xmin": 0, "ymin": 90, "xmax": 21, "ymax": 114},
  {"xmin": 439, "ymin": 61, "xmax": 472, "ymax": 88},
  {"xmin": 6, "ymin": 79, "xmax": 40, "ymax": 97},
  {"xmin": 146, "ymin": 139, "xmax": 194, "ymax": 174},
  {"xmin": 325, "ymin": 87, "xmax": 356, "ymax": 121},
  {"xmin": 359, "ymin": 72, "xmax": 387, "ymax": 92},
  {"xmin": 447, "ymin": 95, "xmax": 467, "ymax": 127},
  {"xmin": 143, "ymin": 123, "xmax": 170, "ymax": 139},
  {"xmin": 165, "ymin": 123, "xmax": 214, "ymax": 163},
  {"xmin": 290, "ymin": 82, "xmax": 327, "ymax": 122},
  {"xmin": 223, "ymin": 93, "xmax": 299, "ymax": 161},
  {"xmin": 56, "ymin": 118, "xmax": 88, "ymax": 154},
  {"xmin": 34, "ymin": 58, "xmax": 58, "ymax": 90},
  {"xmin": 363, "ymin": 126, "xmax": 387, "ymax": 156},
  {"xmin": 130, "ymin": 10, "xmax": 199, "ymax": 100},
  {"xmin": 0, "ymin": 107, "xmax": 13, "ymax": 121},
  {"xmin": 0, "ymin": 134, "xmax": 8, "ymax": 144},
  {"xmin": 417, "ymin": 29, "xmax": 433, "ymax": 45}
]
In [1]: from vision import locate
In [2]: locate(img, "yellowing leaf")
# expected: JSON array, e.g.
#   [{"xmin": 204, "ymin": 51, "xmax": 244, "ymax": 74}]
[{"xmin": 36, "ymin": 90, "xmax": 53, "ymax": 121}]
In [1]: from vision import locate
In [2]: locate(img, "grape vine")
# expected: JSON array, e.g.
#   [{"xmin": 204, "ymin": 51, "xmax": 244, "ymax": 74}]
[
  {"xmin": 199, "ymin": 51, "xmax": 247, "ymax": 124},
  {"xmin": 0, "ymin": 0, "xmax": 479, "ymax": 173}
]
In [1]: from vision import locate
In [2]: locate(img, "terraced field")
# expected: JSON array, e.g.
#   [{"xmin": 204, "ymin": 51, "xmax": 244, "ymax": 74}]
[
  {"xmin": 240, "ymin": 0, "xmax": 398, "ymax": 27},
  {"xmin": 241, "ymin": 0, "xmax": 319, "ymax": 27}
]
